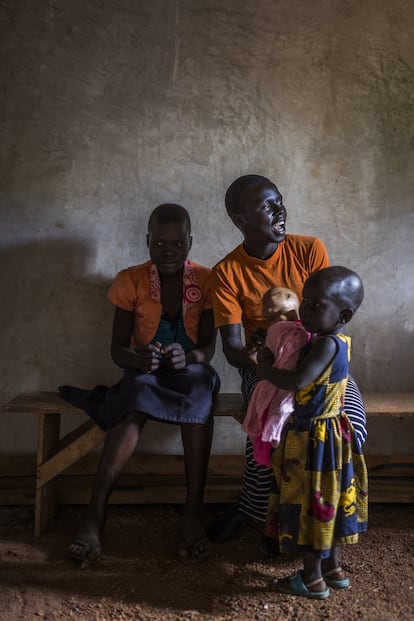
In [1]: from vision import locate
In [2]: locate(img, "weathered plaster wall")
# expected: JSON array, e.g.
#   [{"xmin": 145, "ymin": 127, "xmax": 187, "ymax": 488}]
[{"xmin": 1, "ymin": 0, "xmax": 413, "ymax": 455}]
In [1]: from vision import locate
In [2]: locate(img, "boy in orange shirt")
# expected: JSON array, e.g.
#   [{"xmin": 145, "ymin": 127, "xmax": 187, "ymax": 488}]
[{"xmin": 208, "ymin": 174, "xmax": 367, "ymax": 549}]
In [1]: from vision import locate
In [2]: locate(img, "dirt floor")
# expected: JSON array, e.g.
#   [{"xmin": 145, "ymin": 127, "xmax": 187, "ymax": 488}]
[{"xmin": 0, "ymin": 503, "xmax": 413, "ymax": 621}]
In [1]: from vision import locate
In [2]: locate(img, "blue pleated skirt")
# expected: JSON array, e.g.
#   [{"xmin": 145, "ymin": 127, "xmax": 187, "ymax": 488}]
[{"xmin": 59, "ymin": 363, "xmax": 220, "ymax": 430}]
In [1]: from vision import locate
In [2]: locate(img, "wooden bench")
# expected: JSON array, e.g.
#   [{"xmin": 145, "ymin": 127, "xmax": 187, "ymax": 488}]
[
  {"xmin": 2, "ymin": 391, "xmax": 414, "ymax": 535},
  {"xmin": 2, "ymin": 392, "xmax": 245, "ymax": 535}
]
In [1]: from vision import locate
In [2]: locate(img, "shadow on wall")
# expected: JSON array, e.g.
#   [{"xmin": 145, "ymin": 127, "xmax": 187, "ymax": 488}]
[
  {"xmin": 0, "ymin": 238, "xmax": 118, "ymax": 402},
  {"xmin": 0, "ymin": 237, "xmax": 198, "ymax": 454}
]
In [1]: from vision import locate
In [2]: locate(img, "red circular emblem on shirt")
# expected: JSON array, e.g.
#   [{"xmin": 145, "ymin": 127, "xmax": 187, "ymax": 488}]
[{"xmin": 185, "ymin": 286, "xmax": 201, "ymax": 303}]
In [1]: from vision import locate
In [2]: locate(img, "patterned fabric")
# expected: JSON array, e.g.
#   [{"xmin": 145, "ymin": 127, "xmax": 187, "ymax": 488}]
[
  {"xmin": 294, "ymin": 334, "xmax": 350, "ymax": 418},
  {"xmin": 149, "ymin": 261, "xmax": 203, "ymax": 316},
  {"xmin": 238, "ymin": 369, "xmax": 367, "ymax": 523},
  {"xmin": 267, "ymin": 334, "xmax": 368, "ymax": 557},
  {"xmin": 344, "ymin": 380, "xmax": 367, "ymax": 448},
  {"xmin": 107, "ymin": 259, "xmax": 212, "ymax": 347},
  {"xmin": 267, "ymin": 418, "xmax": 368, "ymax": 554}
]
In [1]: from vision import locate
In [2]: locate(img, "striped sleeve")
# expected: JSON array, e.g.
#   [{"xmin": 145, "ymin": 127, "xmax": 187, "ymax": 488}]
[{"xmin": 344, "ymin": 375, "xmax": 367, "ymax": 448}]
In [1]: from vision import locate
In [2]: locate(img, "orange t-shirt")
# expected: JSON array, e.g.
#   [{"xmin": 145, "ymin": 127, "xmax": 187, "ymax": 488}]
[
  {"xmin": 107, "ymin": 260, "xmax": 212, "ymax": 347},
  {"xmin": 211, "ymin": 234, "xmax": 330, "ymax": 341}
]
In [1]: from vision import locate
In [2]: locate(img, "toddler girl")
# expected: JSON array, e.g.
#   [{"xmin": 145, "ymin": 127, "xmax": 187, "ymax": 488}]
[{"xmin": 257, "ymin": 266, "xmax": 368, "ymax": 599}]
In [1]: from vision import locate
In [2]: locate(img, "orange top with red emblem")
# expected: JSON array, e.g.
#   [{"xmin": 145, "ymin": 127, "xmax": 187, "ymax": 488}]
[{"xmin": 107, "ymin": 260, "xmax": 212, "ymax": 347}]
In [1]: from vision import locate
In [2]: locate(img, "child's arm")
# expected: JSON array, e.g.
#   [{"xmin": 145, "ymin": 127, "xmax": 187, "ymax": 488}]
[
  {"xmin": 256, "ymin": 336, "xmax": 337, "ymax": 391},
  {"xmin": 110, "ymin": 307, "xmax": 162, "ymax": 372}
]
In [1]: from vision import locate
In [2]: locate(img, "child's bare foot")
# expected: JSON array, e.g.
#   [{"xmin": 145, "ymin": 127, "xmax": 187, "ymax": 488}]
[
  {"xmin": 322, "ymin": 566, "xmax": 350, "ymax": 589},
  {"xmin": 178, "ymin": 513, "xmax": 211, "ymax": 564},
  {"xmin": 67, "ymin": 519, "xmax": 103, "ymax": 569}
]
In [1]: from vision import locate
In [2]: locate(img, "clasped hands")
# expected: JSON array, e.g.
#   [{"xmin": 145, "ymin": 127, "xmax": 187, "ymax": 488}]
[{"xmin": 133, "ymin": 341, "xmax": 187, "ymax": 373}]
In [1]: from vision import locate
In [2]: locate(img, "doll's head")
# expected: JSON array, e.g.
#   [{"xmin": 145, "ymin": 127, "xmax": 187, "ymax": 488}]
[{"xmin": 262, "ymin": 286, "xmax": 300, "ymax": 322}]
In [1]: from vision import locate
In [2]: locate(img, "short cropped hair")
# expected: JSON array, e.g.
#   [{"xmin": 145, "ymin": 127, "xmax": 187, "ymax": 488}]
[
  {"xmin": 308, "ymin": 266, "xmax": 365, "ymax": 312},
  {"xmin": 225, "ymin": 175, "xmax": 277, "ymax": 216},
  {"xmin": 148, "ymin": 203, "xmax": 191, "ymax": 234}
]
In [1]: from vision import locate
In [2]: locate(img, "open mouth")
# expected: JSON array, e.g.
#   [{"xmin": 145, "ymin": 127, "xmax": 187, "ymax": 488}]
[{"xmin": 272, "ymin": 219, "xmax": 285, "ymax": 234}]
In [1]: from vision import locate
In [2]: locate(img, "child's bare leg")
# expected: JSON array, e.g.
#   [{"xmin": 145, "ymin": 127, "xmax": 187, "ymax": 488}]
[
  {"xmin": 68, "ymin": 411, "xmax": 146, "ymax": 567},
  {"xmin": 321, "ymin": 546, "xmax": 340, "ymax": 573},
  {"xmin": 321, "ymin": 547, "xmax": 349, "ymax": 584},
  {"xmin": 179, "ymin": 418, "xmax": 213, "ymax": 562},
  {"xmin": 302, "ymin": 552, "xmax": 328, "ymax": 593}
]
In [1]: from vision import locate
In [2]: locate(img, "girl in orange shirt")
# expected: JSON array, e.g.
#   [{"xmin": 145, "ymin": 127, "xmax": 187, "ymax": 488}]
[{"xmin": 61, "ymin": 203, "xmax": 219, "ymax": 567}]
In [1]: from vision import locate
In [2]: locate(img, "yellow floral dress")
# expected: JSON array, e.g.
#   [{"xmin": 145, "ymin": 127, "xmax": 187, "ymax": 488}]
[{"xmin": 267, "ymin": 334, "xmax": 368, "ymax": 558}]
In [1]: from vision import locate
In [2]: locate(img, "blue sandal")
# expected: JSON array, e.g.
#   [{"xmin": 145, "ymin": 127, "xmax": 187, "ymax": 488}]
[
  {"xmin": 323, "ymin": 567, "xmax": 350, "ymax": 589},
  {"xmin": 273, "ymin": 570, "xmax": 330, "ymax": 600}
]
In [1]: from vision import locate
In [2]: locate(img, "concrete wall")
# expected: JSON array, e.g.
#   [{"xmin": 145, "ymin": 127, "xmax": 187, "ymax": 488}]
[{"xmin": 1, "ymin": 0, "xmax": 413, "ymax": 455}]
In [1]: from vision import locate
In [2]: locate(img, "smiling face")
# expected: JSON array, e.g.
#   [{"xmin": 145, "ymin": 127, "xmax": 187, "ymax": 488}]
[
  {"xmin": 147, "ymin": 219, "xmax": 192, "ymax": 276},
  {"xmin": 234, "ymin": 182, "xmax": 287, "ymax": 246}
]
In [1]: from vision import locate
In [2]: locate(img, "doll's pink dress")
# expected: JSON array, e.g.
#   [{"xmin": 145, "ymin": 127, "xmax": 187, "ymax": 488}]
[{"xmin": 242, "ymin": 320, "xmax": 309, "ymax": 466}]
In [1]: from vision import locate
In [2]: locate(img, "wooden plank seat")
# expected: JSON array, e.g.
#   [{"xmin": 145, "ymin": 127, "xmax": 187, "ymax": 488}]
[
  {"xmin": 2, "ymin": 391, "xmax": 246, "ymax": 535},
  {"xmin": 2, "ymin": 391, "xmax": 414, "ymax": 535}
]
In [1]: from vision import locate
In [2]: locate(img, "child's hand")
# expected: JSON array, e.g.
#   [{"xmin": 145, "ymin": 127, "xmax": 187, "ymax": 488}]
[
  {"xmin": 245, "ymin": 329, "xmax": 267, "ymax": 364},
  {"xmin": 246, "ymin": 329, "xmax": 267, "ymax": 353},
  {"xmin": 161, "ymin": 343, "xmax": 187, "ymax": 371},
  {"xmin": 134, "ymin": 342, "xmax": 162, "ymax": 373},
  {"xmin": 257, "ymin": 346, "xmax": 274, "ymax": 366}
]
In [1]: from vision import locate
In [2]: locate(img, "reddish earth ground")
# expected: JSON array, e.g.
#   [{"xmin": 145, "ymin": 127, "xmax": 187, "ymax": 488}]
[{"xmin": 0, "ymin": 503, "xmax": 413, "ymax": 621}]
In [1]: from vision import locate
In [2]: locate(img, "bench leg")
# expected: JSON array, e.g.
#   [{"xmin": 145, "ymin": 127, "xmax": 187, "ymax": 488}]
[{"xmin": 35, "ymin": 412, "xmax": 61, "ymax": 536}]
